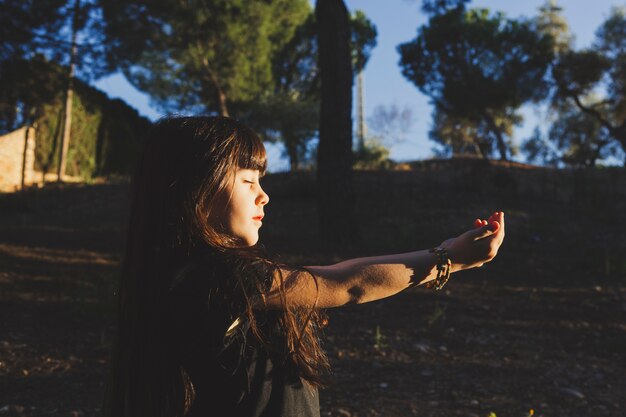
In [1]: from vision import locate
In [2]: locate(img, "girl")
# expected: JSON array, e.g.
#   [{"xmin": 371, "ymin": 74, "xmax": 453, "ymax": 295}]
[{"xmin": 103, "ymin": 115, "xmax": 505, "ymax": 417}]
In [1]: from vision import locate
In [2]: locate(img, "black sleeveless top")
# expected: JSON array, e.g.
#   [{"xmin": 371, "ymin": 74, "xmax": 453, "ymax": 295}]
[{"xmin": 167, "ymin": 252, "xmax": 320, "ymax": 417}]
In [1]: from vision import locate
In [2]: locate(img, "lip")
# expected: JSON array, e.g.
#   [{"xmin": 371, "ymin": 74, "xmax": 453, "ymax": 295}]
[{"xmin": 252, "ymin": 215, "xmax": 264, "ymax": 221}]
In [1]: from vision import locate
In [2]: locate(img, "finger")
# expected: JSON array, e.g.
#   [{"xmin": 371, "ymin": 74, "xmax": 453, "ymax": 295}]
[
  {"xmin": 473, "ymin": 221, "xmax": 499, "ymax": 240},
  {"xmin": 474, "ymin": 219, "xmax": 487, "ymax": 228},
  {"xmin": 489, "ymin": 212, "xmax": 504, "ymax": 230},
  {"xmin": 497, "ymin": 212, "xmax": 505, "ymax": 243}
]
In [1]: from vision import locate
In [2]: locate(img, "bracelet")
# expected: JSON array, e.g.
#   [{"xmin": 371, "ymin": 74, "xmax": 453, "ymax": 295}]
[{"xmin": 426, "ymin": 247, "xmax": 452, "ymax": 290}]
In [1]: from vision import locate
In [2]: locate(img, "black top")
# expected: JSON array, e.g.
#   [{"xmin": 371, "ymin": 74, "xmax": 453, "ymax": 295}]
[{"xmin": 167, "ymin": 252, "xmax": 320, "ymax": 417}]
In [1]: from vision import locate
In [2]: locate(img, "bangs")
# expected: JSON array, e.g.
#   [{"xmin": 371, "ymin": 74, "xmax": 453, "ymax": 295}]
[{"xmin": 236, "ymin": 126, "xmax": 268, "ymax": 176}]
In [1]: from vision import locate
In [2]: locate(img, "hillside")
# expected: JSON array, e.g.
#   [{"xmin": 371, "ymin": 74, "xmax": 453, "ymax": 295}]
[{"xmin": 0, "ymin": 159, "xmax": 624, "ymax": 417}]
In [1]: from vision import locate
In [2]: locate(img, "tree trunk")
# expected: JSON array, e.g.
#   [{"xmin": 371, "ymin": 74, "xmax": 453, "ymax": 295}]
[
  {"xmin": 616, "ymin": 126, "xmax": 626, "ymax": 166},
  {"xmin": 570, "ymin": 94, "xmax": 626, "ymax": 166},
  {"xmin": 315, "ymin": 0, "xmax": 359, "ymax": 244},
  {"xmin": 483, "ymin": 111, "xmax": 508, "ymax": 161},
  {"xmin": 217, "ymin": 88, "xmax": 229, "ymax": 117},
  {"xmin": 284, "ymin": 132, "xmax": 300, "ymax": 171},
  {"xmin": 201, "ymin": 55, "xmax": 230, "ymax": 117}
]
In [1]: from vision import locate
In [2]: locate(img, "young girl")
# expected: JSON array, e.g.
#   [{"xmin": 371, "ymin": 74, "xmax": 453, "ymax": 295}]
[{"xmin": 103, "ymin": 115, "xmax": 505, "ymax": 417}]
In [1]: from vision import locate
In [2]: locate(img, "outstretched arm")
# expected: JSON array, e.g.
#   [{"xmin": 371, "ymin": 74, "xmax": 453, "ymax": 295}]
[{"xmin": 259, "ymin": 212, "xmax": 505, "ymax": 309}]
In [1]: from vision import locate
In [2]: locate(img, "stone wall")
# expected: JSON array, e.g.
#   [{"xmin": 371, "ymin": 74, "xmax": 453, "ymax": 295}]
[{"xmin": 0, "ymin": 127, "xmax": 36, "ymax": 192}]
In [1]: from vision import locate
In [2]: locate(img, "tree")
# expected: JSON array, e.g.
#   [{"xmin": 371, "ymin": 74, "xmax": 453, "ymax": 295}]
[
  {"xmin": 243, "ymin": 91, "xmax": 320, "ymax": 172},
  {"xmin": 350, "ymin": 10, "xmax": 377, "ymax": 74},
  {"xmin": 103, "ymin": 0, "xmax": 311, "ymax": 117},
  {"xmin": 241, "ymin": 9, "xmax": 376, "ymax": 171},
  {"xmin": 0, "ymin": 0, "xmax": 105, "ymax": 132},
  {"xmin": 535, "ymin": 0, "xmax": 572, "ymax": 56},
  {"xmin": 521, "ymin": 104, "xmax": 621, "ymax": 169},
  {"xmin": 0, "ymin": 55, "xmax": 65, "ymax": 133},
  {"xmin": 398, "ymin": 5, "xmax": 554, "ymax": 161},
  {"xmin": 552, "ymin": 7, "xmax": 626, "ymax": 166},
  {"xmin": 429, "ymin": 107, "xmax": 521, "ymax": 159},
  {"xmin": 429, "ymin": 111, "xmax": 491, "ymax": 158},
  {"xmin": 548, "ymin": 101, "xmax": 617, "ymax": 168},
  {"xmin": 521, "ymin": 127, "xmax": 560, "ymax": 167},
  {"xmin": 1, "ymin": 0, "xmax": 110, "ymax": 180},
  {"xmin": 0, "ymin": 0, "xmax": 65, "ymax": 61},
  {"xmin": 315, "ymin": 0, "xmax": 358, "ymax": 244}
]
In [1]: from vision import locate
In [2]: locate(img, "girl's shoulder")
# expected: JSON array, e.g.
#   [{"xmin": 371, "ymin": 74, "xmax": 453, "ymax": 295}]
[
  {"xmin": 168, "ymin": 251, "xmax": 227, "ymax": 293},
  {"xmin": 168, "ymin": 248, "xmax": 275, "ymax": 294}
]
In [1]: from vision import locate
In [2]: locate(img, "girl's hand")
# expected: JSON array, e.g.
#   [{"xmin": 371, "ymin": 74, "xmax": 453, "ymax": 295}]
[{"xmin": 438, "ymin": 211, "xmax": 505, "ymax": 271}]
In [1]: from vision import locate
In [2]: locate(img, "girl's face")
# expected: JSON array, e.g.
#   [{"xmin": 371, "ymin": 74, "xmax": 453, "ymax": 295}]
[{"xmin": 214, "ymin": 168, "xmax": 269, "ymax": 247}]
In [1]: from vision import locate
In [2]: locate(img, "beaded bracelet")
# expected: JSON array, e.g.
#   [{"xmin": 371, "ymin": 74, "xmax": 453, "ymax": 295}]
[{"xmin": 426, "ymin": 247, "xmax": 452, "ymax": 290}]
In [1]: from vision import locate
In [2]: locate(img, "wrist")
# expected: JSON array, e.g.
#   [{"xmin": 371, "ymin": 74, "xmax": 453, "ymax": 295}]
[
  {"xmin": 445, "ymin": 247, "xmax": 465, "ymax": 273},
  {"xmin": 426, "ymin": 247, "xmax": 452, "ymax": 290}
]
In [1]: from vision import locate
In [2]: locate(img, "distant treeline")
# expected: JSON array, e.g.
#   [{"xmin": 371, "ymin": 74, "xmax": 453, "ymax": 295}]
[{"xmin": 2, "ymin": 0, "xmax": 626, "ymax": 173}]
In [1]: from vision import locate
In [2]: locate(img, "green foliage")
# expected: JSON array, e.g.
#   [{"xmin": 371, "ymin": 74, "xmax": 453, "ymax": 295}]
[
  {"xmin": 548, "ymin": 102, "xmax": 617, "ymax": 168},
  {"xmin": 32, "ymin": 63, "xmax": 150, "ymax": 179},
  {"xmin": 1, "ymin": 0, "xmax": 108, "ymax": 80},
  {"xmin": 550, "ymin": 7, "xmax": 626, "ymax": 165},
  {"xmin": 350, "ymin": 10, "xmax": 377, "ymax": 73},
  {"xmin": 398, "ymin": 5, "xmax": 554, "ymax": 160},
  {"xmin": 535, "ymin": 0, "xmax": 572, "ymax": 55},
  {"xmin": 243, "ymin": 91, "xmax": 319, "ymax": 171},
  {"xmin": 0, "ymin": 0, "xmax": 66, "ymax": 61},
  {"xmin": 353, "ymin": 138, "xmax": 392, "ymax": 170},
  {"xmin": 553, "ymin": 51, "xmax": 610, "ymax": 98},
  {"xmin": 103, "ymin": 1, "xmax": 377, "ymax": 171},
  {"xmin": 430, "ymin": 111, "xmax": 492, "ymax": 158},
  {"xmin": 103, "ymin": 0, "xmax": 311, "ymax": 116},
  {"xmin": 521, "ymin": 127, "xmax": 560, "ymax": 167},
  {"xmin": 421, "ymin": 0, "xmax": 469, "ymax": 15},
  {"xmin": 0, "ymin": 54, "xmax": 66, "ymax": 132}
]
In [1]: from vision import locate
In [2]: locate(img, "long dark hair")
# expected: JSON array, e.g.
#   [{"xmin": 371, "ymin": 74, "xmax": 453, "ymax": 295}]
[{"xmin": 103, "ymin": 116, "xmax": 329, "ymax": 417}]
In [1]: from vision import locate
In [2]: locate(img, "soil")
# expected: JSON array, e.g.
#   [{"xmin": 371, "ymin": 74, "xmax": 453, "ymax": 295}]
[{"xmin": 0, "ymin": 159, "xmax": 624, "ymax": 417}]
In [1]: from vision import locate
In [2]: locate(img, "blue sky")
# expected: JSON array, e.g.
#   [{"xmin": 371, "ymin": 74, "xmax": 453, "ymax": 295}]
[{"xmin": 94, "ymin": 0, "xmax": 626, "ymax": 171}]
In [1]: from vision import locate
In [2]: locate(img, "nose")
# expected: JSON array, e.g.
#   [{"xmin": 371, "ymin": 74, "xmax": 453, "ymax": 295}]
[{"xmin": 256, "ymin": 186, "xmax": 269, "ymax": 206}]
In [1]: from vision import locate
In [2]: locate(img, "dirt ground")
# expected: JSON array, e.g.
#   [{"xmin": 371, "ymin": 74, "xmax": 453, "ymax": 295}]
[{"xmin": 0, "ymin": 159, "xmax": 624, "ymax": 417}]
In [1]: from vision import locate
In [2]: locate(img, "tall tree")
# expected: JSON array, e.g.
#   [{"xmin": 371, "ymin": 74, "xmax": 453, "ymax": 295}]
[
  {"xmin": 552, "ymin": 7, "xmax": 626, "ymax": 165},
  {"xmin": 315, "ymin": 0, "xmax": 358, "ymax": 244},
  {"xmin": 1, "ymin": 0, "xmax": 109, "ymax": 181},
  {"xmin": 103, "ymin": 0, "xmax": 310, "ymax": 117},
  {"xmin": 398, "ymin": 5, "xmax": 554, "ymax": 161},
  {"xmin": 521, "ymin": 127, "xmax": 560, "ymax": 167},
  {"xmin": 535, "ymin": 0, "xmax": 572, "ymax": 56},
  {"xmin": 239, "ymin": 9, "xmax": 376, "ymax": 172},
  {"xmin": 0, "ymin": 0, "xmax": 104, "ymax": 131},
  {"xmin": 548, "ymin": 101, "xmax": 617, "ymax": 168},
  {"xmin": 429, "ymin": 107, "xmax": 522, "ymax": 159},
  {"xmin": 429, "ymin": 111, "xmax": 494, "ymax": 158},
  {"xmin": 0, "ymin": 0, "xmax": 65, "ymax": 62}
]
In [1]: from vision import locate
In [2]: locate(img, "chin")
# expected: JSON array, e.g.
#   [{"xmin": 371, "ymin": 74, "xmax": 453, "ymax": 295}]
[{"xmin": 240, "ymin": 235, "xmax": 259, "ymax": 247}]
